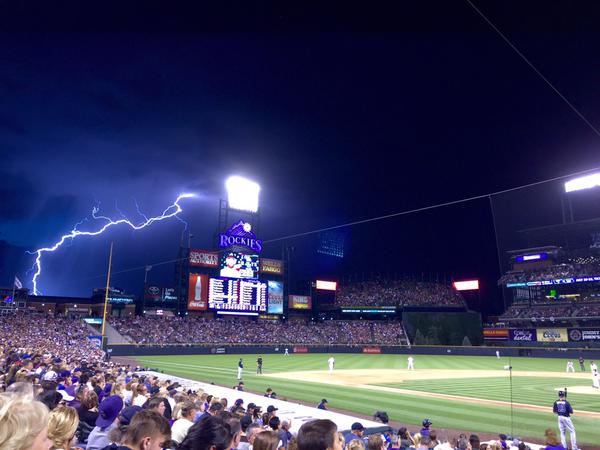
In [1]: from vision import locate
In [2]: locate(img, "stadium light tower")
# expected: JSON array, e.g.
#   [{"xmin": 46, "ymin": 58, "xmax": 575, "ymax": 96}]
[
  {"xmin": 226, "ymin": 176, "xmax": 260, "ymax": 212},
  {"xmin": 564, "ymin": 173, "xmax": 600, "ymax": 193}
]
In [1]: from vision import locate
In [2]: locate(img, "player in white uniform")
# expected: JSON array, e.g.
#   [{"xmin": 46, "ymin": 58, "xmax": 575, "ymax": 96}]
[
  {"xmin": 407, "ymin": 356, "xmax": 414, "ymax": 370},
  {"xmin": 496, "ymin": 350, "xmax": 500, "ymax": 359},
  {"xmin": 284, "ymin": 348, "xmax": 289, "ymax": 356},
  {"xmin": 591, "ymin": 361, "xmax": 599, "ymax": 389},
  {"xmin": 328, "ymin": 356, "xmax": 335, "ymax": 374},
  {"xmin": 566, "ymin": 361, "xmax": 575, "ymax": 373}
]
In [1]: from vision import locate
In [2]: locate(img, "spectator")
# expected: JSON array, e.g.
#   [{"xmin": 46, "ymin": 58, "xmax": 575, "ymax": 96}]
[
  {"xmin": 344, "ymin": 422, "xmax": 366, "ymax": 446},
  {"xmin": 297, "ymin": 419, "xmax": 342, "ymax": 450},
  {"xmin": 102, "ymin": 409, "xmax": 171, "ymax": 450},
  {"xmin": 348, "ymin": 439, "xmax": 366, "ymax": 450},
  {"xmin": 253, "ymin": 431, "xmax": 280, "ymax": 450},
  {"xmin": 178, "ymin": 415, "xmax": 232, "ymax": 450},
  {"xmin": 47, "ymin": 406, "xmax": 79, "ymax": 450},
  {"xmin": 171, "ymin": 400, "xmax": 197, "ymax": 444},
  {"xmin": 543, "ymin": 428, "xmax": 566, "ymax": 450},
  {"xmin": 368, "ymin": 434, "xmax": 387, "ymax": 450},
  {"xmin": 86, "ymin": 395, "xmax": 124, "ymax": 450},
  {"xmin": 0, "ymin": 392, "xmax": 52, "ymax": 450}
]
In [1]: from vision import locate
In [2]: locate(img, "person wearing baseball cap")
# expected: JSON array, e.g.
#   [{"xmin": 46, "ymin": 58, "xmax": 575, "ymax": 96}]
[
  {"xmin": 317, "ymin": 399, "xmax": 328, "ymax": 410},
  {"xmin": 420, "ymin": 418, "xmax": 432, "ymax": 438},
  {"xmin": 86, "ymin": 395, "xmax": 123, "ymax": 450},
  {"xmin": 343, "ymin": 422, "xmax": 366, "ymax": 445}
]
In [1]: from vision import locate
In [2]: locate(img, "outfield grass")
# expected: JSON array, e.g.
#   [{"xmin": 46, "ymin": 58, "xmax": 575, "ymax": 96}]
[{"xmin": 134, "ymin": 353, "xmax": 598, "ymax": 444}]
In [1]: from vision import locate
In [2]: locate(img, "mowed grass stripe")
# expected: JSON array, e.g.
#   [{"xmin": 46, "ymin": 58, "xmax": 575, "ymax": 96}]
[
  {"xmin": 135, "ymin": 354, "xmax": 597, "ymax": 444},
  {"xmin": 380, "ymin": 376, "xmax": 597, "ymax": 411}
]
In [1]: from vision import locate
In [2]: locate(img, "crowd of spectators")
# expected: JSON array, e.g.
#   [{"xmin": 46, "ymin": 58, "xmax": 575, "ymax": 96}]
[
  {"xmin": 336, "ymin": 281, "xmax": 465, "ymax": 308},
  {"xmin": 498, "ymin": 262, "xmax": 600, "ymax": 285},
  {"xmin": 110, "ymin": 317, "xmax": 407, "ymax": 346},
  {"xmin": 0, "ymin": 310, "xmax": 565, "ymax": 450},
  {"xmin": 500, "ymin": 301, "xmax": 600, "ymax": 321}
]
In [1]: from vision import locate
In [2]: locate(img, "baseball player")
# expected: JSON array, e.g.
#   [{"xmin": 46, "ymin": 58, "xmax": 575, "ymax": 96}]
[
  {"xmin": 284, "ymin": 348, "xmax": 289, "ymax": 356},
  {"xmin": 237, "ymin": 358, "xmax": 244, "ymax": 380},
  {"xmin": 566, "ymin": 360, "xmax": 575, "ymax": 373},
  {"xmin": 407, "ymin": 356, "xmax": 414, "ymax": 370},
  {"xmin": 257, "ymin": 355, "xmax": 263, "ymax": 374},
  {"xmin": 328, "ymin": 356, "xmax": 335, "ymax": 374},
  {"xmin": 578, "ymin": 356, "xmax": 585, "ymax": 372},
  {"xmin": 553, "ymin": 390, "xmax": 577, "ymax": 450},
  {"xmin": 591, "ymin": 361, "xmax": 599, "ymax": 389},
  {"xmin": 496, "ymin": 350, "xmax": 500, "ymax": 359}
]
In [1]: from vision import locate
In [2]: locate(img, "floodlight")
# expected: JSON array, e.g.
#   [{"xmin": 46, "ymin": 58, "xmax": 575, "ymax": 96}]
[
  {"xmin": 226, "ymin": 176, "xmax": 260, "ymax": 212},
  {"xmin": 564, "ymin": 173, "xmax": 600, "ymax": 193},
  {"xmin": 453, "ymin": 280, "xmax": 479, "ymax": 291},
  {"xmin": 316, "ymin": 280, "xmax": 337, "ymax": 291}
]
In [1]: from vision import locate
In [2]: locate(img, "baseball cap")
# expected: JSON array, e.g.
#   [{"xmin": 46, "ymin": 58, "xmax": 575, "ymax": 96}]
[
  {"xmin": 57, "ymin": 389, "xmax": 74, "ymax": 402},
  {"xmin": 422, "ymin": 419, "xmax": 432, "ymax": 427},
  {"xmin": 235, "ymin": 399, "xmax": 244, "ymax": 406},
  {"xmin": 119, "ymin": 406, "xmax": 143, "ymax": 426},
  {"xmin": 351, "ymin": 422, "xmax": 365, "ymax": 431},
  {"xmin": 96, "ymin": 395, "xmax": 124, "ymax": 428},
  {"xmin": 558, "ymin": 390, "xmax": 565, "ymax": 397},
  {"xmin": 321, "ymin": 399, "xmax": 328, "ymax": 403},
  {"xmin": 240, "ymin": 415, "xmax": 253, "ymax": 430},
  {"xmin": 267, "ymin": 405, "xmax": 278, "ymax": 413},
  {"xmin": 499, "ymin": 434, "xmax": 507, "ymax": 440}
]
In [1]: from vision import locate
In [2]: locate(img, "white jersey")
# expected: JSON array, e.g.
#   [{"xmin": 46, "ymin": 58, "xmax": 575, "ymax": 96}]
[
  {"xmin": 328, "ymin": 357, "xmax": 335, "ymax": 367},
  {"xmin": 407, "ymin": 356, "xmax": 414, "ymax": 369}
]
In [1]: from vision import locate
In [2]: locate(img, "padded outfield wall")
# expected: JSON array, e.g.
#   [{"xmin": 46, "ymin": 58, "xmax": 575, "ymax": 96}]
[{"xmin": 108, "ymin": 342, "xmax": 600, "ymax": 359}]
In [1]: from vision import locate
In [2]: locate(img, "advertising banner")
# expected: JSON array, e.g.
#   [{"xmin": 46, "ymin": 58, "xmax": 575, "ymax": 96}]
[
  {"xmin": 289, "ymin": 295, "xmax": 312, "ymax": 310},
  {"xmin": 536, "ymin": 328, "xmax": 568, "ymax": 342},
  {"xmin": 162, "ymin": 288, "xmax": 177, "ymax": 302},
  {"xmin": 362, "ymin": 347, "xmax": 381, "ymax": 354},
  {"xmin": 267, "ymin": 281, "xmax": 284, "ymax": 314},
  {"xmin": 260, "ymin": 258, "xmax": 284, "ymax": 275},
  {"xmin": 568, "ymin": 328, "xmax": 600, "ymax": 342},
  {"xmin": 188, "ymin": 274, "xmax": 208, "ymax": 310},
  {"xmin": 483, "ymin": 328, "xmax": 509, "ymax": 339},
  {"xmin": 293, "ymin": 346, "xmax": 309, "ymax": 353},
  {"xmin": 145, "ymin": 285, "xmax": 161, "ymax": 301},
  {"xmin": 87, "ymin": 336, "xmax": 102, "ymax": 348},
  {"xmin": 509, "ymin": 329, "xmax": 536, "ymax": 342},
  {"xmin": 189, "ymin": 250, "xmax": 220, "ymax": 268}
]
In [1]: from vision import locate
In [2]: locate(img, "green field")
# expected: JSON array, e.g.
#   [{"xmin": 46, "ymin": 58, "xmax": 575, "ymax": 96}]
[{"xmin": 134, "ymin": 353, "xmax": 599, "ymax": 444}]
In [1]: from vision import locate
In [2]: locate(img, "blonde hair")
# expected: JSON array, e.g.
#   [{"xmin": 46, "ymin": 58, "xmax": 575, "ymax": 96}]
[
  {"xmin": 0, "ymin": 393, "xmax": 49, "ymax": 450},
  {"xmin": 348, "ymin": 438, "xmax": 366, "ymax": 450},
  {"xmin": 111, "ymin": 381, "xmax": 124, "ymax": 397},
  {"xmin": 47, "ymin": 406, "xmax": 79, "ymax": 450},
  {"xmin": 412, "ymin": 432, "xmax": 422, "ymax": 448}
]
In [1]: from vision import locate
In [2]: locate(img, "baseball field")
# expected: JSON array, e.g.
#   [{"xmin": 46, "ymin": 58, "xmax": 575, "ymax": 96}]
[{"xmin": 133, "ymin": 353, "xmax": 600, "ymax": 445}]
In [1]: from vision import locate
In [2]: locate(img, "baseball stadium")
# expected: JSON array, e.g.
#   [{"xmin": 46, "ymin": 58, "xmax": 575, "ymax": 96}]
[{"xmin": 3, "ymin": 174, "xmax": 600, "ymax": 450}]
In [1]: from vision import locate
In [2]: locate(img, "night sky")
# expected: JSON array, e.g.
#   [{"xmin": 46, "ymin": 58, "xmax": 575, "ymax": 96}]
[{"xmin": 2, "ymin": 2, "xmax": 600, "ymax": 315}]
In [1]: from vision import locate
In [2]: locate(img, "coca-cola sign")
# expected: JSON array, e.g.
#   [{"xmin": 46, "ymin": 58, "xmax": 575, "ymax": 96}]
[{"xmin": 509, "ymin": 329, "xmax": 536, "ymax": 342}]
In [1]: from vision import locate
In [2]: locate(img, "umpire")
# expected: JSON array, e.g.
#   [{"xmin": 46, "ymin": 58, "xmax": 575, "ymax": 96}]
[
  {"xmin": 553, "ymin": 390, "xmax": 578, "ymax": 450},
  {"xmin": 257, "ymin": 355, "xmax": 263, "ymax": 374}
]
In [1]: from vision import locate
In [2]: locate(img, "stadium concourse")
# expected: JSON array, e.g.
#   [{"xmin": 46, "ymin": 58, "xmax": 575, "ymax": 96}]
[{"xmin": 0, "ymin": 311, "xmax": 592, "ymax": 450}]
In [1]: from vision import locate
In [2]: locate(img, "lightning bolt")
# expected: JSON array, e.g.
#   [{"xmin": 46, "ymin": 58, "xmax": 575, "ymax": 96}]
[{"xmin": 29, "ymin": 193, "xmax": 196, "ymax": 295}]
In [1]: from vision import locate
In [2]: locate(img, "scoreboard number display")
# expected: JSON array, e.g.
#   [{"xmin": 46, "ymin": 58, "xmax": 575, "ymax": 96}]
[{"xmin": 208, "ymin": 277, "xmax": 268, "ymax": 312}]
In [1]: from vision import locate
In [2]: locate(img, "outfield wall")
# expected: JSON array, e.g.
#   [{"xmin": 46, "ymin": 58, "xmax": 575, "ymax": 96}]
[{"xmin": 109, "ymin": 343, "xmax": 600, "ymax": 359}]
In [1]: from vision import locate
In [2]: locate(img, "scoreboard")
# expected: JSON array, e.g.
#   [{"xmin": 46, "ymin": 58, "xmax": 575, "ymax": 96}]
[{"xmin": 208, "ymin": 277, "xmax": 268, "ymax": 312}]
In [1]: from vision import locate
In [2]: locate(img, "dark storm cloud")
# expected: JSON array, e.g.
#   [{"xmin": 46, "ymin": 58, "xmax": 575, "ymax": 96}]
[{"xmin": 0, "ymin": 170, "xmax": 37, "ymax": 219}]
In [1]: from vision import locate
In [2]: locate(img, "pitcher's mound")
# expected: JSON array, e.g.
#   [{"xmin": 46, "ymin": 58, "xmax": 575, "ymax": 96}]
[{"xmin": 554, "ymin": 386, "xmax": 600, "ymax": 395}]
